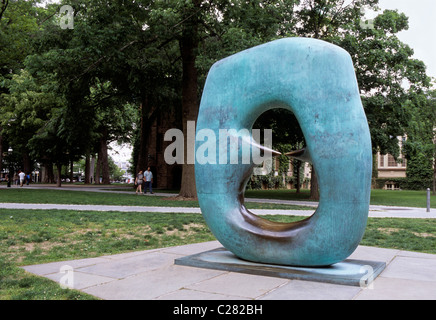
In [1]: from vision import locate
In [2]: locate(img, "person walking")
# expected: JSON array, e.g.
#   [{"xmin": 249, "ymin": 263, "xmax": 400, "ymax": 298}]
[
  {"xmin": 135, "ymin": 171, "xmax": 143, "ymax": 195},
  {"xmin": 143, "ymin": 167, "xmax": 153, "ymax": 194},
  {"xmin": 18, "ymin": 170, "xmax": 25, "ymax": 187}
]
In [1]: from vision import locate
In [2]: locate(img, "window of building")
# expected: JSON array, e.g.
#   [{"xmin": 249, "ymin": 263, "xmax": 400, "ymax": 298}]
[
  {"xmin": 385, "ymin": 183, "xmax": 400, "ymax": 190},
  {"xmin": 387, "ymin": 154, "xmax": 397, "ymax": 167},
  {"xmin": 401, "ymin": 156, "xmax": 406, "ymax": 167},
  {"xmin": 379, "ymin": 154, "xmax": 385, "ymax": 167}
]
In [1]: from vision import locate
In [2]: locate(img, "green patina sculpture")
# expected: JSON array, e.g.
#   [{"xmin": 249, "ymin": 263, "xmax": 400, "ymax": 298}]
[{"xmin": 195, "ymin": 38, "xmax": 372, "ymax": 267}]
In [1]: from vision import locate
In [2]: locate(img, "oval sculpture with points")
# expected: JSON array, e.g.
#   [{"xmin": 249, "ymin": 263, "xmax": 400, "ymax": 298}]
[{"xmin": 195, "ymin": 38, "xmax": 372, "ymax": 267}]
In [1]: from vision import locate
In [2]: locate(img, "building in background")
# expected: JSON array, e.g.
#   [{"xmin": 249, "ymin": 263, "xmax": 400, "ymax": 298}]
[{"xmin": 376, "ymin": 136, "xmax": 407, "ymax": 190}]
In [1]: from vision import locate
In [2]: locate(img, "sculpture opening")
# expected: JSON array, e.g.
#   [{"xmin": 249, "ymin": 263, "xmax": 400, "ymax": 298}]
[{"xmin": 246, "ymin": 107, "xmax": 315, "ymax": 224}]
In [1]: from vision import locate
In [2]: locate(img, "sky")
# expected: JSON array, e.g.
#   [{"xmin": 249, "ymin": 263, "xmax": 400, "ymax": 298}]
[{"xmin": 371, "ymin": 0, "xmax": 436, "ymax": 81}]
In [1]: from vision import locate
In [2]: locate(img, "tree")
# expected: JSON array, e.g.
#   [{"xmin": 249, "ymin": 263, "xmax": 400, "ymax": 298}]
[
  {"xmin": 89, "ymin": 81, "xmax": 136, "ymax": 184},
  {"xmin": 24, "ymin": 0, "xmax": 148, "ymax": 185},
  {"xmin": 27, "ymin": 108, "xmax": 73, "ymax": 187},
  {"xmin": 339, "ymin": 9, "xmax": 430, "ymax": 157},
  {"xmin": 287, "ymin": 0, "xmax": 431, "ymax": 198},
  {"xmin": 0, "ymin": 0, "xmax": 44, "ymax": 75},
  {"xmin": 156, "ymin": 0, "xmax": 300, "ymax": 197},
  {"xmin": 289, "ymin": 0, "xmax": 381, "ymax": 199},
  {"xmin": 0, "ymin": 0, "xmax": 53, "ymax": 174},
  {"xmin": 403, "ymin": 90, "xmax": 436, "ymax": 191},
  {"xmin": 0, "ymin": 69, "xmax": 62, "ymax": 174}
]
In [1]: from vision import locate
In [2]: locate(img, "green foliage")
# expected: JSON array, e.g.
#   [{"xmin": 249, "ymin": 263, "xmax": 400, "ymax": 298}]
[
  {"xmin": 374, "ymin": 177, "xmax": 433, "ymax": 191},
  {"xmin": 337, "ymin": 8, "xmax": 430, "ymax": 156},
  {"xmin": 0, "ymin": 0, "xmax": 40, "ymax": 75},
  {"xmin": 0, "ymin": 70, "xmax": 62, "ymax": 143},
  {"xmin": 0, "ymin": 69, "xmax": 65, "ymax": 173},
  {"xmin": 288, "ymin": 1, "xmax": 431, "ymax": 157},
  {"xmin": 403, "ymin": 90, "xmax": 436, "ymax": 182},
  {"xmin": 247, "ymin": 173, "xmax": 300, "ymax": 191}
]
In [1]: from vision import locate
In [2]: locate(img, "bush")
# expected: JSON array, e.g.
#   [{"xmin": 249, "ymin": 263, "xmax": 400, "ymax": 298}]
[
  {"xmin": 374, "ymin": 177, "xmax": 433, "ymax": 191},
  {"xmin": 247, "ymin": 173, "xmax": 301, "ymax": 190}
]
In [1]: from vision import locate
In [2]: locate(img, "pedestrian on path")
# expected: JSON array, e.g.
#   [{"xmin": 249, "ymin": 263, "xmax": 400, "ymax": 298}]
[
  {"xmin": 144, "ymin": 167, "xmax": 153, "ymax": 194},
  {"xmin": 18, "ymin": 170, "xmax": 25, "ymax": 187},
  {"xmin": 135, "ymin": 171, "xmax": 143, "ymax": 194}
]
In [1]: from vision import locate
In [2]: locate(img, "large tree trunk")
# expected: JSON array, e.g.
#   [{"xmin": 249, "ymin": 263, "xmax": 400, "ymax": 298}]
[
  {"xmin": 84, "ymin": 153, "xmax": 90, "ymax": 184},
  {"xmin": 22, "ymin": 151, "xmax": 32, "ymax": 174},
  {"xmin": 98, "ymin": 127, "xmax": 110, "ymax": 184},
  {"xmin": 69, "ymin": 159, "xmax": 74, "ymax": 183},
  {"xmin": 41, "ymin": 162, "xmax": 55, "ymax": 183},
  {"xmin": 178, "ymin": 0, "xmax": 200, "ymax": 199},
  {"xmin": 295, "ymin": 161, "xmax": 301, "ymax": 194},
  {"xmin": 309, "ymin": 165, "xmax": 320, "ymax": 200},
  {"xmin": 0, "ymin": 134, "xmax": 3, "ymax": 173},
  {"xmin": 136, "ymin": 98, "xmax": 149, "ymax": 173},
  {"xmin": 433, "ymin": 158, "xmax": 436, "ymax": 195},
  {"xmin": 56, "ymin": 164, "xmax": 62, "ymax": 187},
  {"xmin": 136, "ymin": 97, "xmax": 158, "ymax": 174},
  {"xmin": 90, "ymin": 154, "xmax": 96, "ymax": 184},
  {"xmin": 95, "ymin": 153, "xmax": 101, "ymax": 184}
]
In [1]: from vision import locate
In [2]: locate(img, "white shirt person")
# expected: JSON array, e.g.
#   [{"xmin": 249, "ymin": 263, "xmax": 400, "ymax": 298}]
[{"xmin": 143, "ymin": 167, "xmax": 153, "ymax": 194}]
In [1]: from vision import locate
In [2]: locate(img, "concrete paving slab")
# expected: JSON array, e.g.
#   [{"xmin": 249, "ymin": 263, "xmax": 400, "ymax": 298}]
[
  {"xmin": 258, "ymin": 280, "xmax": 361, "ymax": 300},
  {"xmin": 184, "ymin": 272, "xmax": 289, "ymax": 299},
  {"xmin": 397, "ymin": 250, "xmax": 436, "ymax": 259},
  {"xmin": 162, "ymin": 241, "xmax": 224, "ymax": 256},
  {"xmin": 78, "ymin": 251, "xmax": 180, "ymax": 279},
  {"xmin": 380, "ymin": 256, "xmax": 436, "ymax": 282},
  {"xmin": 45, "ymin": 270, "xmax": 116, "ymax": 290},
  {"xmin": 155, "ymin": 288, "xmax": 248, "ymax": 300},
  {"xmin": 348, "ymin": 245, "xmax": 400, "ymax": 263},
  {"xmin": 83, "ymin": 264, "xmax": 226, "ymax": 300},
  {"xmin": 21, "ymin": 256, "xmax": 112, "ymax": 276},
  {"xmin": 355, "ymin": 277, "xmax": 436, "ymax": 300},
  {"xmin": 20, "ymin": 241, "xmax": 436, "ymax": 300}
]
